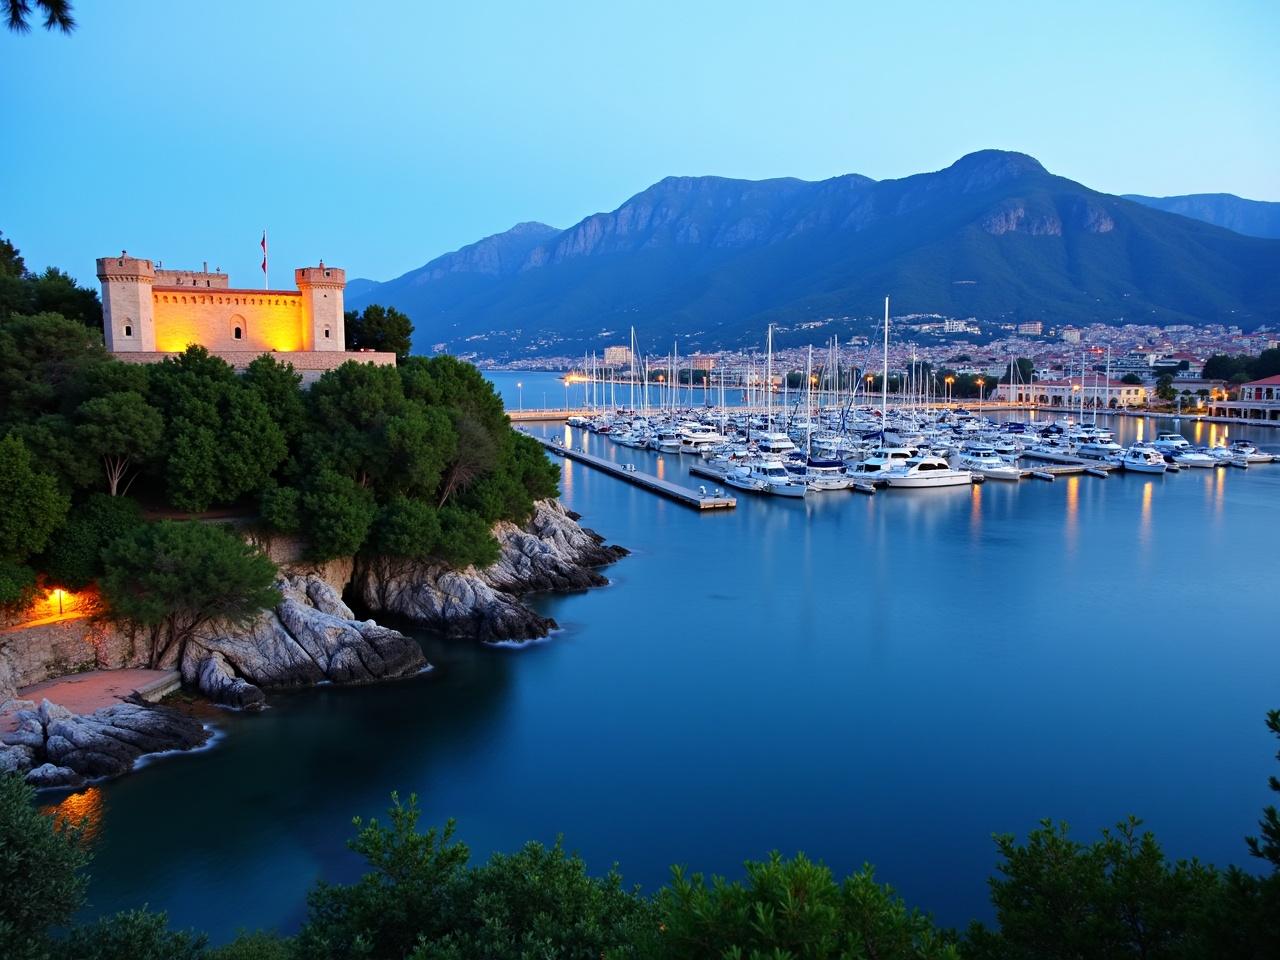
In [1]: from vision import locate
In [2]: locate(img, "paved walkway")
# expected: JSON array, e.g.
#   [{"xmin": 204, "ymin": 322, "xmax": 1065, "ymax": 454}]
[{"xmin": 1, "ymin": 668, "xmax": 180, "ymax": 732}]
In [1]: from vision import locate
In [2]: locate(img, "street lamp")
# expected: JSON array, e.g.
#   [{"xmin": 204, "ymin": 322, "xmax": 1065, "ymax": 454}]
[
  {"xmin": 945, "ymin": 375, "xmax": 955, "ymax": 406},
  {"xmin": 975, "ymin": 377, "xmax": 985, "ymax": 402},
  {"xmin": 517, "ymin": 381, "xmax": 523, "ymax": 411}
]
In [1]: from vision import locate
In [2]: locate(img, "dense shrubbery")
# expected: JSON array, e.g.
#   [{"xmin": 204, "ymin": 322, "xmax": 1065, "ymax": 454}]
[
  {"xmin": 3, "ymin": 712, "xmax": 1278, "ymax": 959},
  {"xmin": 0, "ymin": 234, "xmax": 558, "ymax": 618},
  {"xmin": 1202, "ymin": 349, "xmax": 1280, "ymax": 385}
]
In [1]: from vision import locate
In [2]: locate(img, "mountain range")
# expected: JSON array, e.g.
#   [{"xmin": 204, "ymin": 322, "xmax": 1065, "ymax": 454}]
[
  {"xmin": 1124, "ymin": 193, "xmax": 1280, "ymax": 240},
  {"xmin": 347, "ymin": 150, "xmax": 1280, "ymax": 357}
]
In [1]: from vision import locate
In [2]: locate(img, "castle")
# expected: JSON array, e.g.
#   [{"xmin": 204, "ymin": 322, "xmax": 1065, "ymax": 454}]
[{"xmin": 96, "ymin": 252, "xmax": 395, "ymax": 382}]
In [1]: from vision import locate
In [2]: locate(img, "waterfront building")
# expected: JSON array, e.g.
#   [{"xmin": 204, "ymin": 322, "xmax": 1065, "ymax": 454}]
[
  {"xmin": 96, "ymin": 251, "xmax": 396, "ymax": 383},
  {"xmin": 992, "ymin": 376, "xmax": 1146, "ymax": 408},
  {"xmin": 1208, "ymin": 375, "xmax": 1280, "ymax": 422},
  {"xmin": 603, "ymin": 345, "xmax": 634, "ymax": 368}
]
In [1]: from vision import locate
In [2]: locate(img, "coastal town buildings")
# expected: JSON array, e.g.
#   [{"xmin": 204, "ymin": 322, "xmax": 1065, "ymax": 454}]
[
  {"xmin": 991, "ymin": 377, "xmax": 1147, "ymax": 408},
  {"xmin": 1209, "ymin": 375, "xmax": 1280, "ymax": 422},
  {"xmin": 96, "ymin": 252, "xmax": 396, "ymax": 383}
]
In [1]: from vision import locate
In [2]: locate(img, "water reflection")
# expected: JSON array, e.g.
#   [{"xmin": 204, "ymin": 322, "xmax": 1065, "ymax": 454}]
[
  {"xmin": 41, "ymin": 786, "xmax": 105, "ymax": 846},
  {"xmin": 1064, "ymin": 476, "xmax": 1079, "ymax": 554},
  {"xmin": 969, "ymin": 483, "xmax": 982, "ymax": 536},
  {"xmin": 1139, "ymin": 481, "xmax": 1154, "ymax": 548}
]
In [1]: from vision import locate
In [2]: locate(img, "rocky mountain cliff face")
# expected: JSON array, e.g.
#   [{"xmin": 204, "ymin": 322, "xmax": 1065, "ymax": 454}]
[{"xmin": 347, "ymin": 150, "xmax": 1280, "ymax": 353}]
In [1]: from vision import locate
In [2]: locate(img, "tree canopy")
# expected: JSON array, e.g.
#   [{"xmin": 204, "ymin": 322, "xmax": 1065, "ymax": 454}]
[{"xmin": 345, "ymin": 304, "xmax": 414, "ymax": 361}]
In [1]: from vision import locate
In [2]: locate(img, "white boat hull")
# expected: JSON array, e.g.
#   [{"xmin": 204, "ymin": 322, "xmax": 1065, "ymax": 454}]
[{"xmin": 884, "ymin": 474, "xmax": 973, "ymax": 488}]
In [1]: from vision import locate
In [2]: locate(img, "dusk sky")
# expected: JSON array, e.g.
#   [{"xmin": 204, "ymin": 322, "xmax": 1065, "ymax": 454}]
[{"xmin": 3, "ymin": 0, "xmax": 1277, "ymax": 287}]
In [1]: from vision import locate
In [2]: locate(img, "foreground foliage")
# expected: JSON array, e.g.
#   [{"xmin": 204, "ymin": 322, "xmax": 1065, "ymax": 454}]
[{"xmin": 2, "ymin": 710, "xmax": 1278, "ymax": 959}]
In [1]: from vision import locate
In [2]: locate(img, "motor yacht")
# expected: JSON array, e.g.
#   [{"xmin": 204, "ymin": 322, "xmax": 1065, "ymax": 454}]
[
  {"xmin": 743, "ymin": 458, "xmax": 809, "ymax": 497},
  {"xmin": 884, "ymin": 456, "xmax": 974, "ymax": 488},
  {"xmin": 847, "ymin": 447, "xmax": 915, "ymax": 479},
  {"xmin": 754, "ymin": 431, "xmax": 798, "ymax": 457},
  {"xmin": 1229, "ymin": 441, "xmax": 1275, "ymax": 464},
  {"xmin": 1171, "ymin": 448, "xmax": 1215, "ymax": 468},
  {"xmin": 1152, "ymin": 432, "xmax": 1190, "ymax": 454},
  {"xmin": 956, "ymin": 449, "xmax": 1022, "ymax": 481},
  {"xmin": 1120, "ymin": 444, "xmax": 1167, "ymax": 474}
]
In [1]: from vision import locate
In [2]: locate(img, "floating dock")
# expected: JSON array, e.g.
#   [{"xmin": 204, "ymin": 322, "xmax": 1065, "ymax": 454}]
[{"xmin": 532, "ymin": 436, "xmax": 736, "ymax": 510}]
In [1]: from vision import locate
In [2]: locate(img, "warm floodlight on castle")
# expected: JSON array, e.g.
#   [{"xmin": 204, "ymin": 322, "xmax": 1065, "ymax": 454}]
[{"xmin": 95, "ymin": 251, "xmax": 395, "ymax": 383}]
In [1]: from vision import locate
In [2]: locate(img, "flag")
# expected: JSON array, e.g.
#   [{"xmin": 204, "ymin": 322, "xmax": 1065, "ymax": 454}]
[{"xmin": 260, "ymin": 231, "xmax": 268, "ymax": 277}]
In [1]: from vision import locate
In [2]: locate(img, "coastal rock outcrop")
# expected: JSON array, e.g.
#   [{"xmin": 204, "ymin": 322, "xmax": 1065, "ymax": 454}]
[
  {"xmin": 1, "ymin": 698, "xmax": 210, "ymax": 788},
  {"xmin": 181, "ymin": 574, "xmax": 427, "ymax": 708},
  {"xmin": 356, "ymin": 499, "xmax": 626, "ymax": 643}
]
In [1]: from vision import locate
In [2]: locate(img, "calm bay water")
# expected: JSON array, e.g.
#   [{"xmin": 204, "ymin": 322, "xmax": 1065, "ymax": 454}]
[{"xmin": 58, "ymin": 370, "xmax": 1280, "ymax": 939}]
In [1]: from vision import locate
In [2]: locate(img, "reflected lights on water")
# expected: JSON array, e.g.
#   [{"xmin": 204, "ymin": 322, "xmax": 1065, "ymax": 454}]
[{"xmin": 41, "ymin": 786, "xmax": 105, "ymax": 846}]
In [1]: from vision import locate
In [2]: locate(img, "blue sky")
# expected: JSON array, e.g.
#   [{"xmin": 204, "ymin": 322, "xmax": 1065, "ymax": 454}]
[{"xmin": 3, "ymin": 0, "xmax": 1277, "ymax": 287}]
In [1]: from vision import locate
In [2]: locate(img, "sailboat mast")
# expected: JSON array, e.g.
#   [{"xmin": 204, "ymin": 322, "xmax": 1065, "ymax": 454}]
[{"xmin": 881, "ymin": 296, "xmax": 890, "ymax": 427}]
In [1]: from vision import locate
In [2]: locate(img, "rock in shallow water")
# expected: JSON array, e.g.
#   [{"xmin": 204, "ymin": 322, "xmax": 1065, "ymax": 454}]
[{"xmin": 1, "ymin": 698, "xmax": 209, "ymax": 787}]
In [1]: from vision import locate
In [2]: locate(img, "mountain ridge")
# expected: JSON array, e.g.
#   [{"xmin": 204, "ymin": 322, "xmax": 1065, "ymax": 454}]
[
  {"xmin": 1124, "ymin": 192, "xmax": 1280, "ymax": 239},
  {"xmin": 348, "ymin": 151, "xmax": 1280, "ymax": 356}
]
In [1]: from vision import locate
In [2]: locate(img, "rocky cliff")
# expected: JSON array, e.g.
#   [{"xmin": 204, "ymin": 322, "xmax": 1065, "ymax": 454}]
[
  {"xmin": 355, "ymin": 499, "xmax": 626, "ymax": 643},
  {"xmin": 182, "ymin": 574, "xmax": 426, "ymax": 708}
]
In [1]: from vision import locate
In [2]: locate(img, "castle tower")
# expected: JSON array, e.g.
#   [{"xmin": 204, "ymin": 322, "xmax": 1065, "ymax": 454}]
[
  {"xmin": 295, "ymin": 262, "xmax": 345, "ymax": 351},
  {"xmin": 96, "ymin": 252, "xmax": 156, "ymax": 351}
]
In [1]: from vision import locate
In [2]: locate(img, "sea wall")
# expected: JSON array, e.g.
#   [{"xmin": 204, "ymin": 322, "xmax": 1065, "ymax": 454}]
[{"xmin": 0, "ymin": 616, "xmax": 143, "ymax": 705}]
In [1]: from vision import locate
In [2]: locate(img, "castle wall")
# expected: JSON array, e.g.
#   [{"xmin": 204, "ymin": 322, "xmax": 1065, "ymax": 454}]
[{"xmin": 150, "ymin": 288, "xmax": 307, "ymax": 353}]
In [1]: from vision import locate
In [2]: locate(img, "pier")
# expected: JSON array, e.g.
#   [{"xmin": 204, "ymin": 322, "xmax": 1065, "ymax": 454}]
[{"xmin": 531, "ymin": 436, "xmax": 736, "ymax": 510}]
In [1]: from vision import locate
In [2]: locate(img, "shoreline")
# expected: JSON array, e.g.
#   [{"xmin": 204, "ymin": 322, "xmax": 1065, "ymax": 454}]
[{"xmin": 2, "ymin": 498, "xmax": 625, "ymax": 790}]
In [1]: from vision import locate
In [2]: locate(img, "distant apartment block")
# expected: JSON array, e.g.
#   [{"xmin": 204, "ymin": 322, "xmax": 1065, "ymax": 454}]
[
  {"xmin": 603, "ymin": 345, "xmax": 634, "ymax": 368},
  {"xmin": 1016, "ymin": 321, "xmax": 1043, "ymax": 336}
]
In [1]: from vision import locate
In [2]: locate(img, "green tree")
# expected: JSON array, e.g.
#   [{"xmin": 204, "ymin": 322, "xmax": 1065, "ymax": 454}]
[
  {"xmin": 0, "ymin": 434, "xmax": 70, "ymax": 605},
  {"xmin": 1252, "ymin": 348, "xmax": 1280, "ymax": 380},
  {"xmin": 1121, "ymin": 372, "xmax": 1144, "ymax": 385},
  {"xmin": 345, "ymin": 304, "xmax": 414, "ymax": 360},
  {"xmin": 241, "ymin": 354, "xmax": 305, "ymax": 442},
  {"xmin": 1201, "ymin": 354, "xmax": 1252, "ymax": 382},
  {"xmin": 299, "ymin": 468, "xmax": 377, "ymax": 559},
  {"xmin": 0, "ymin": 773, "xmax": 90, "ymax": 960},
  {"xmin": 1001, "ymin": 358, "xmax": 1035, "ymax": 384},
  {"xmin": 436, "ymin": 506, "xmax": 499, "ymax": 568},
  {"xmin": 76, "ymin": 391, "xmax": 164, "ymax": 496},
  {"xmin": 409, "ymin": 839, "xmax": 652, "ymax": 960},
  {"xmin": 28, "ymin": 266, "xmax": 102, "ymax": 331},
  {"xmin": 151, "ymin": 348, "xmax": 287, "ymax": 511},
  {"xmin": 654, "ymin": 851, "xmax": 956, "ymax": 960},
  {"xmin": 373, "ymin": 496, "xmax": 442, "ymax": 558},
  {"xmin": 1155, "ymin": 375, "xmax": 1176, "ymax": 402},
  {"xmin": 0, "ymin": 312, "xmax": 113, "ymax": 429},
  {"xmin": 295, "ymin": 794, "xmax": 473, "ymax": 960},
  {"xmin": 5, "ymin": 0, "xmax": 75, "ymax": 33},
  {"xmin": 60, "ymin": 910, "xmax": 206, "ymax": 960},
  {"xmin": 42, "ymin": 493, "xmax": 143, "ymax": 589},
  {"xmin": 1246, "ymin": 709, "xmax": 1280, "ymax": 870},
  {"xmin": 100, "ymin": 520, "xmax": 280, "ymax": 667},
  {"xmin": 962, "ymin": 817, "xmax": 1222, "ymax": 960}
]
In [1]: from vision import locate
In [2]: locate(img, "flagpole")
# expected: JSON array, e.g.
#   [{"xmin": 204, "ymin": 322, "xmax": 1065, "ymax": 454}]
[{"xmin": 262, "ymin": 229, "xmax": 269, "ymax": 289}]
